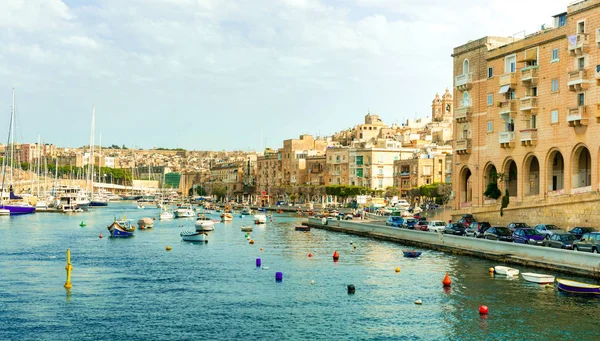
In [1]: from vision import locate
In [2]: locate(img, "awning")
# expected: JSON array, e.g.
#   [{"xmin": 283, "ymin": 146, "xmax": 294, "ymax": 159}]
[{"xmin": 499, "ymin": 85, "xmax": 511, "ymax": 94}]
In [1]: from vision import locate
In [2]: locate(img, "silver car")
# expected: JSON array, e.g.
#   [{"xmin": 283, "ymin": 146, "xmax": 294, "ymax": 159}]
[
  {"xmin": 534, "ymin": 224, "xmax": 562, "ymax": 237},
  {"xmin": 427, "ymin": 220, "xmax": 447, "ymax": 233}
]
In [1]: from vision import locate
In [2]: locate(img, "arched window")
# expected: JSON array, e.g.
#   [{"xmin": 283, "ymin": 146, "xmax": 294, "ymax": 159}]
[
  {"xmin": 463, "ymin": 59, "xmax": 469, "ymax": 75},
  {"xmin": 462, "ymin": 91, "xmax": 470, "ymax": 106}
]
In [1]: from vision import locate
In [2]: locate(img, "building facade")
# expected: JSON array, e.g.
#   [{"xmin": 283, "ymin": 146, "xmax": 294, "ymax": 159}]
[{"xmin": 452, "ymin": 0, "xmax": 600, "ymax": 227}]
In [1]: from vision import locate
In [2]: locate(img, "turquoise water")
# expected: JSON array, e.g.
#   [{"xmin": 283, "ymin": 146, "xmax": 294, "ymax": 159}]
[{"xmin": 0, "ymin": 202, "xmax": 598, "ymax": 340}]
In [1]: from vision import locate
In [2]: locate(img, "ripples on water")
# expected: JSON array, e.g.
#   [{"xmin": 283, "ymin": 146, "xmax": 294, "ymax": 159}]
[{"xmin": 0, "ymin": 203, "xmax": 598, "ymax": 340}]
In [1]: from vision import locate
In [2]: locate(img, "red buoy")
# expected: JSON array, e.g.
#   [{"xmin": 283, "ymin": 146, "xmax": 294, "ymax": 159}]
[
  {"xmin": 479, "ymin": 305, "xmax": 489, "ymax": 315},
  {"xmin": 442, "ymin": 273, "xmax": 452, "ymax": 287},
  {"xmin": 308, "ymin": 253, "xmax": 313, "ymax": 258},
  {"xmin": 333, "ymin": 251, "xmax": 339, "ymax": 261},
  {"xmin": 99, "ymin": 233, "xmax": 103, "ymax": 238}
]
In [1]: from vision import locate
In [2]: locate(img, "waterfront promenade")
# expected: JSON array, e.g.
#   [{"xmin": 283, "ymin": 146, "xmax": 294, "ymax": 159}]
[{"xmin": 304, "ymin": 218, "xmax": 600, "ymax": 278}]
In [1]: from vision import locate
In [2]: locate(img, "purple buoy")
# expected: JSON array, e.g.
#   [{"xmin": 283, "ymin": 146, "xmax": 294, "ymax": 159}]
[
  {"xmin": 256, "ymin": 258, "xmax": 262, "ymax": 267},
  {"xmin": 275, "ymin": 272, "xmax": 283, "ymax": 282}
]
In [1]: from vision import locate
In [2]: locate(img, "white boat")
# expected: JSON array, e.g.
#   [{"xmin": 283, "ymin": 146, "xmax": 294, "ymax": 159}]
[
  {"xmin": 180, "ymin": 231, "xmax": 208, "ymax": 242},
  {"xmin": 137, "ymin": 203, "xmax": 145, "ymax": 209},
  {"xmin": 174, "ymin": 204, "xmax": 195, "ymax": 218},
  {"xmin": 195, "ymin": 217, "xmax": 215, "ymax": 231},
  {"xmin": 0, "ymin": 208, "xmax": 9, "ymax": 216},
  {"xmin": 241, "ymin": 226, "xmax": 253, "ymax": 232},
  {"xmin": 253, "ymin": 213, "xmax": 267, "ymax": 224},
  {"xmin": 521, "ymin": 272, "xmax": 555, "ymax": 284},
  {"xmin": 159, "ymin": 211, "xmax": 174, "ymax": 220},
  {"xmin": 221, "ymin": 213, "xmax": 233, "ymax": 221},
  {"xmin": 494, "ymin": 266, "xmax": 520, "ymax": 277},
  {"xmin": 241, "ymin": 207, "xmax": 251, "ymax": 215}
]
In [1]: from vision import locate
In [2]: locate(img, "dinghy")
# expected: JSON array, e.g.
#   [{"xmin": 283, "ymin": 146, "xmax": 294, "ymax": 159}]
[
  {"xmin": 494, "ymin": 266, "xmax": 519, "ymax": 277},
  {"xmin": 521, "ymin": 273, "xmax": 555, "ymax": 284}
]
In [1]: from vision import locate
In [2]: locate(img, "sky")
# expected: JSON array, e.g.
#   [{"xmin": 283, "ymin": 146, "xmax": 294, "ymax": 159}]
[{"xmin": 0, "ymin": 0, "xmax": 568, "ymax": 151}]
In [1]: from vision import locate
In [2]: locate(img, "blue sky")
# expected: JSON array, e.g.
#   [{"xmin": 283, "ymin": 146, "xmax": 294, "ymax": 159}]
[{"xmin": 0, "ymin": 0, "xmax": 566, "ymax": 151}]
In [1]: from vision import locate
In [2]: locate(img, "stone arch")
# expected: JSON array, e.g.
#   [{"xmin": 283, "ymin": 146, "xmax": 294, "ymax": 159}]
[
  {"xmin": 546, "ymin": 148, "xmax": 564, "ymax": 192},
  {"xmin": 462, "ymin": 59, "xmax": 469, "ymax": 75},
  {"xmin": 571, "ymin": 144, "xmax": 591, "ymax": 189},
  {"xmin": 502, "ymin": 158, "xmax": 518, "ymax": 196},
  {"xmin": 459, "ymin": 166, "xmax": 472, "ymax": 204},
  {"xmin": 523, "ymin": 153, "xmax": 540, "ymax": 196}
]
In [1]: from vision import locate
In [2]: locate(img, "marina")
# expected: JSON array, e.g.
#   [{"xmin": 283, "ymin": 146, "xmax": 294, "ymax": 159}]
[{"xmin": 1, "ymin": 202, "xmax": 599, "ymax": 340}]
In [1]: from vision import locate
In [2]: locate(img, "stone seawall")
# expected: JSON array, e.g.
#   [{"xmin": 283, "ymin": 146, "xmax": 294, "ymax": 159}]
[
  {"xmin": 452, "ymin": 191, "xmax": 600, "ymax": 229},
  {"xmin": 304, "ymin": 218, "xmax": 600, "ymax": 279}
]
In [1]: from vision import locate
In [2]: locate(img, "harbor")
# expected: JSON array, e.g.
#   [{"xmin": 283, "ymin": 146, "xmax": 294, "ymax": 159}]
[{"xmin": 1, "ymin": 202, "xmax": 599, "ymax": 340}]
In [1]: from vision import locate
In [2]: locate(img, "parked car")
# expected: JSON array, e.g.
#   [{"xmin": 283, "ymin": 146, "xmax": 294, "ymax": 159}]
[
  {"xmin": 465, "ymin": 221, "xmax": 491, "ymax": 238},
  {"xmin": 415, "ymin": 218, "xmax": 429, "ymax": 231},
  {"xmin": 458, "ymin": 214, "xmax": 475, "ymax": 228},
  {"xmin": 484, "ymin": 226, "xmax": 514, "ymax": 242},
  {"xmin": 385, "ymin": 216, "xmax": 404, "ymax": 227},
  {"xmin": 443, "ymin": 223, "xmax": 466, "ymax": 236},
  {"xmin": 507, "ymin": 222, "xmax": 530, "ymax": 232},
  {"xmin": 569, "ymin": 227, "xmax": 597, "ymax": 239},
  {"xmin": 427, "ymin": 220, "xmax": 447, "ymax": 233},
  {"xmin": 404, "ymin": 218, "xmax": 418, "ymax": 229},
  {"xmin": 542, "ymin": 233, "xmax": 578, "ymax": 250},
  {"xmin": 513, "ymin": 228, "xmax": 546, "ymax": 245},
  {"xmin": 534, "ymin": 224, "xmax": 562, "ymax": 237},
  {"xmin": 573, "ymin": 232, "xmax": 600, "ymax": 253}
]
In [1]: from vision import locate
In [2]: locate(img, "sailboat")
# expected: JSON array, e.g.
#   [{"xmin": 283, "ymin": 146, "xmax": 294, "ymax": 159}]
[
  {"xmin": 0, "ymin": 89, "xmax": 35, "ymax": 215},
  {"xmin": 34, "ymin": 135, "xmax": 48, "ymax": 209},
  {"xmin": 89, "ymin": 115, "xmax": 108, "ymax": 207}
]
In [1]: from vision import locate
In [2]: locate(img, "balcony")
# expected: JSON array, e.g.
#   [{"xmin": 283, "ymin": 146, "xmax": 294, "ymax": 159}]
[
  {"xmin": 498, "ymin": 99, "xmax": 517, "ymax": 117},
  {"xmin": 519, "ymin": 129, "xmax": 537, "ymax": 146},
  {"xmin": 455, "ymin": 104, "xmax": 472, "ymax": 123},
  {"xmin": 595, "ymin": 66, "xmax": 600, "ymax": 86},
  {"xmin": 499, "ymin": 131, "xmax": 515, "ymax": 148},
  {"xmin": 568, "ymin": 33, "xmax": 589, "ymax": 56},
  {"xmin": 455, "ymin": 72, "xmax": 473, "ymax": 91},
  {"xmin": 400, "ymin": 171, "xmax": 410, "ymax": 177},
  {"xmin": 455, "ymin": 139, "xmax": 471, "ymax": 155},
  {"xmin": 499, "ymin": 73, "xmax": 516, "ymax": 87},
  {"xmin": 567, "ymin": 69, "xmax": 589, "ymax": 91},
  {"xmin": 520, "ymin": 66, "xmax": 538, "ymax": 86},
  {"xmin": 519, "ymin": 96, "xmax": 538, "ymax": 114},
  {"xmin": 567, "ymin": 106, "xmax": 588, "ymax": 127}
]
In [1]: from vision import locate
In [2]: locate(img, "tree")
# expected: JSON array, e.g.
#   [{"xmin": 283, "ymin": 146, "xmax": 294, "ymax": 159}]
[
  {"xmin": 212, "ymin": 185, "xmax": 227, "ymax": 201},
  {"xmin": 196, "ymin": 186, "xmax": 207, "ymax": 196},
  {"xmin": 500, "ymin": 189, "xmax": 510, "ymax": 217},
  {"xmin": 436, "ymin": 183, "xmax": 452, "ymax": 205},
  {"xmin": 384, "ymin": 186, "xmax": 400, "ymax": 198}
]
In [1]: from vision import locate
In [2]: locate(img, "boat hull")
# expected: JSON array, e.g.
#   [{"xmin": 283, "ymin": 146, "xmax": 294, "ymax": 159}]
[
  {"xmin": 174, "ymin": 210, "xmax": 194, "ymax": 218},
  {"xmin": 195, "ymin": 220, "xmax": 215, "ymax": 231},
  {"xmin": 403, "ymin": 251, "xmax": 422, "ymax": 258},
  {"xmin": 295, "ymin": 226, "xmax": 310, "ymax": 231},
  {"xmin": 556, "ymin": 279, "xmax": 600, "ymax": 295},
  {"xmin": 254, "ymin": 214, "xmax": 267, "ymax": 224},
  {"xmin": 181, "ymin": 231, "xmax": 208, "ymax": 242},
  {"xmin": 159, "ymin": 212, "xmax": 174, "ymax": 220},
  {"xmin": 107, "ymin": 221, "xmax": 135, "ymax": 237},
  {"xmin": 89, "ymin": 200, "xmax": 109, "ymax": 207},
  {"xmin": 521, "ymin": 273, "xmax": 555, "ymax": 284},
  {"xmin": 0, "ymin": 205, "xmax": 36, "ymax": 215},
  {"xmin": 494, "ymin": 266, "xmax": 520, "ymax": 277}
]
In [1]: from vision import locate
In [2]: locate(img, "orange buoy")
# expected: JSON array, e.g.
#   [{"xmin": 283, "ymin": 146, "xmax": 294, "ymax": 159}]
[
  {"xmin": 153, "ymin": 217, "xmax": 156, "ymax": 220},
  {"xmin": 260, "ymin": 248, "xmax": 264, "ymax": 251},
  {"xmin": 249, "ymin": 240, "xmax": 255, "ymax": 244},
  {"xmin": 308, "ymin": 253, "xmax": 313, "ymax": 258},
  {"xmin": 333, "ymin": 251, "xmax": 339, "ymax": 261},
  {"xmin": 166, "ymin": 246, "xmax": 172, "ymax": 251},
  {"xmin": 479, "ymin": 305, "xmax": 489, "ymax": 315},
  {"xmin": 99, "ymin": 233, "xmax": 103, "ymax": 238},
  {"xmin": 442, "ymin": 273, "xmax": 452, "ymax": 287}
]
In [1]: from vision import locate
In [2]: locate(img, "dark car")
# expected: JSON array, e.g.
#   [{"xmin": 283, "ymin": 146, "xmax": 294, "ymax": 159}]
[
  {"xmin": 573, "ymin": 232, "xmax": 600, "ymax": 253},
  {"xmin": 385, "ymin": 216, "xmax": 404, "ymax": 227},
  {"xmin": 507, "ymin": 222, "xmax": 530, "ymax": 232},
  {"xmin": 534, "ymin": 224, "xmax": 562, "ymax": 237},
  {"xmin": 484, "ymin": 226, "xmax": 514, "ymax": 242},
  {"xmin": 415, "ymin": 218, "xmax": 429, "ymax": 231},
  {"xmin": 569, "ymin": 227, "xmax": 597, "ymax": 239},
  {"xmin": 458, "ymin": 214, "xmax": 475, "ymax": 228},
  {"xmin": 543, "ymin": 232, "xmax": 578, "ymax": 250},
  {"xmin": 465, "ymin": 221, "xmax": 491, "ymax": 238},
  {"xmin": 513, "ymin": 228, "xmax": 546, "ymax": 245},
  {"xmin": 404, "ymin": 218, "xmax": 418, "ymax": 229},
  {"xmin": 443, "ymin": 223, "xmax": 466, "ymax": 236}
]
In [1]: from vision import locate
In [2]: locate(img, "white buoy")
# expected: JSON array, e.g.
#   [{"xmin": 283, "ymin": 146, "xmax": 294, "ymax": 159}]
[
  {"xmin": 311, "ymin": 280, "xmax": 315, "ymax": 285},
  {"xmin": 414, "ymin": 299, "xmax": 422, "ymax": 305}
]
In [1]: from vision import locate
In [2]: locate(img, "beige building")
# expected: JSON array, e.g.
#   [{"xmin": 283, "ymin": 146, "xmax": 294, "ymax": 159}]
[
  {"xmin": 324, "ymin": 147, "xmax": 350, "ymax": 185},
  {"xmin": 256, "ymin": 150, "xmax": 281, "ymax": 203},
  {"xmin": 306, "ymin": 155, "xmax": 326, "ymax": 186},
  {"xmin": 394, "ymin": 154, "xmax": 452, "ymax": 197},
  {"xmin": 281, "ymin": 134, "xmax": 327, "ymax": 185},
  {"xmin": 452, "ymin": 0, "xmax": 600, "ymax": 227},
  {"xmin": 348, "ymin": 140, "xmax": 404, "ymax": 190}
]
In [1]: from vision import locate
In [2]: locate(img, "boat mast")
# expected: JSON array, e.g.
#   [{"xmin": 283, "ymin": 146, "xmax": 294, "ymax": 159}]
[
  {"xmin": 37, "ymin": 134, "xmax": 41, "ymax": 198},
  {"xmin": 88, "ymin": 105, "xmax": 95, "ymax": 200},
  {"xmin": 0, "ymin": 89, "xmax": 15, "ymax": 205},
  {"xmin": 9, "ymin": 88, "xmax": 15, "ymax": 186}
]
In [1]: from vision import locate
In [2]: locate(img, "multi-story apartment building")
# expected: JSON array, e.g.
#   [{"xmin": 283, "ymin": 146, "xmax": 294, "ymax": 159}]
[
  {"xmin": 324, "ymin": 147, "xmax": 350, "ymax": 185},
  {"xmin": 452, "ymin": 0, "xmax": 600, "ymax": 226},
  {"xmin": 394, "ymin": 154, "xmax": 452, "ymax": 197},
  {"xmin": 256, "ymin": 150, "xmax": 280, "ymax": 203},
  {"xmin": 306, "ymin": 155, "xmax": 326, "ymax": 186},
  {"xmin": 19, "ymin": 143, "xmax": 37, "ymax": 163},
  {"xmin": 348, "ymin": 140, "xmax": 405, "ymax": 190},
  {"xmin": 281, "ymin": 134, "xmax": 327, "ymax": 185},
  {"xmin": 210, "ymin": 161, "xmax": 243, "ymax": 198}
]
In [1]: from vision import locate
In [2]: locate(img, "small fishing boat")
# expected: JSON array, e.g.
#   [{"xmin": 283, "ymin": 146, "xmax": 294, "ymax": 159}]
[
  {"xmin": 556, "ymin": 278, "xmax": 600, "ymax": 295},
  {"xmin": 402, "ymin": 250, "xmax": 422, "ymax": 258},
  {"xmin": 494, "ymin": 266, "xmax": 520, "ymax": 277},
  {"xmin": 257, "ymin": 207, "xmax": 266, "ymax": 212},
  {"xmin": 159, "ymin": 210, "xmax": 174, "ymax": 220},
  {"xmin": 107, "ymin": 219, "xmax": 135, "ymax": 237},
  {"xmin": 295, "ymin": 226, "xmax": 310, "ymax": 231},
  {"xmin": 195, "ymin": 216, "xmax": 215, "ymax": 231},
  {"xmin": 174, "ymin": 204, "xmax": 195, "ymax": 218},
  {"xmin": 241, "ymin": 226, "xmax": 253, "ymax": 232},
  {"xmin": 180, "ymin": 231, "xmax": 208, "ymax": 243},
  {"xmin": 220, "ymin": 213, "xmax": 233, "ymax": 221},
  {"xmin": 241, "ymin": 207, "xmax": 251, "ymax": 215},
  {"xmin": 253, "ymin": 214, "xmax": 267, "ymax": 224},
  {"xmin": 521, "ymin": 273, "xmax": 555, "ymax": 284},
  {"xmin": 137, "ymin": 217, "xmax": 154, "ymax": 230}
]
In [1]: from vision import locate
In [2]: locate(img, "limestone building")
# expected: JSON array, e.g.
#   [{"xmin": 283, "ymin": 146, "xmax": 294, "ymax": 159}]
[{"xmin": 452, "ymin": 0, "xmax": 600, "ymax": 227}]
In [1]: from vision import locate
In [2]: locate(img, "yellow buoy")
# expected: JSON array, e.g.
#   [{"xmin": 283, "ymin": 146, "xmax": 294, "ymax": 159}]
[
  {"xmin": 353, "ymin": 245, "xmax": 357, "ymax": 249},
  {"xmin": 64, "ymin": 249, "xmax": 73, "ymax": 289},
  {"xmin": 249, "ymin": 240, "xmax": 255, "ymax": 244},
  {"xmin": 395, "ymin": 267, "xmax": 401, "ymax": 273},
  {"xmin": 166, "ymin": 246, "xmax": 172, "ymax": 251},
  {"xmin": 489, "ymin": 267, "xmax": 494, "ymax": 273},
  {"xmin": 311, "ymin": 280, "xmax": 315, "ymax": 285}
]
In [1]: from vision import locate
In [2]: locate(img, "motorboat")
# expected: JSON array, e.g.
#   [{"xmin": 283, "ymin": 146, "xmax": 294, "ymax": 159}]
[
  {"xmin": 174, "ymin": 204, "xmax": 195, "ymax": 218},
  {"xmin": 220, "ymin": 213, "xmax": 233, "ymax": 221},
  {"xmin": 107, "ymin": 219, "xmax": 135, "ymax": 237},
  {"xmin": 137, "ymin": 203, "xmax": 145, "ymax": 209},
  {"xmin": 403, "ymin": 250, "xmax": 422, "ymax": 258},
  {"xmin": 53, "ymin": 185, "xmax": 90, "ymax": 211},
  {"xmin": 521, "ymin": 273, "xmax": 555, "ymax": 284},
  {"xmin": 295, "ymin": 226, "xmax": 310, "ymax": 232},
  {"xmin": 556, "ymin": 278, "xmax": 600, "ymax": 295},
  {"xmin": 195, "ymin": 216, "xmax": 215, "ymax": 231},
  {"xmin": 241, "ymin": 226, "xmax": 253, "ymax": 232},
  {"xmin": 137, "ymin": 217, "xmax": 154, "ymax": 229},
  {"xmin": 241, "ymin": 207, "xmax": 251, "ymax": 215},
  {"xmin": 180, "ymin": 231, "xmax": 208, "ymax": 243},
  {"xmin": 160, "ymin": 210, "xmax": 174, "ymax": 220},
  {"xmin": 494, "ymin": 266, "xmax": 520, "ymax": 277},
  {"xmin": 253, "ymin": 213, "xmax": 267, "ymax": 224}
]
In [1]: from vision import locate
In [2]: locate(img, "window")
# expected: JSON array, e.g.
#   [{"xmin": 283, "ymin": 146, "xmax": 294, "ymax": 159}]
[
  {"xmin": 578, "ymin": 93, "xmax": 585, "ymax": 106},
  {"xmin": 577, "ymin": 21, "xmax": 585, "ymax": 34},
  {"xmin": 505, "ymin": 55, "xmax": 516, "ymax": 73},
  {"xmin": 509, "ymin": 90, "xmax": 516, "ymax": 100},
  {"xmin": 551, "ymin": 79, "xmax": 559, "ymax": 93},
  {"xmin": 551, "ymin": 48, "xmax": 559, "ymax": 62},
  {"xmin": 487, "ymin": 121, "xmax": 493, "ymax": 132},
  {"xmin": 487, "ymin": 67, "xmax": 493, "ymax": 78},
  {"xmin": 557, "ymin": 14, "xmax": 567, "ymax": 28},
  {"xmin": 551, "ymin": 110, "xmax": 559, "ymax": 123},
  {"xmin": 487, "ymin": 93, "xmax": 493, "ymax": 106},
  {"xmin": 531, "ymin": 115, "xmax": 537, "ymax": 129},
  {"xmin": 462, "ymin": 91, "xmax": 470, "ymax": 106},
  {"xmin": 378, "ymin": 180, "xmax": 383, "ymax": 188},
  {"xmin": 578, "ymin": 57, "xmax": 585, "ymax": 70},
  {"xmin": 463, "ymin": 59, "xmax": 469, "ymax": 75}
]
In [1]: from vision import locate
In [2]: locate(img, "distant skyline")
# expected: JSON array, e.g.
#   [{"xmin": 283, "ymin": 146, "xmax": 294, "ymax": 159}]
[{"xmin": 0, "ymin": 0, "xmax": 567, "ymax": 151}]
